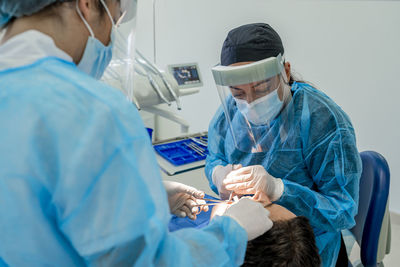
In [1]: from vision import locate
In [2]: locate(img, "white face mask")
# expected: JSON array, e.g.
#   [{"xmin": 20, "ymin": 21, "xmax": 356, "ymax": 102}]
[
  {"xmin": 75, "ymin": 0, "xmax": 115, "ymax": 79},
  {"xmin": 235, "ymin": 89, "xmax": 283, "ymax": 125}
]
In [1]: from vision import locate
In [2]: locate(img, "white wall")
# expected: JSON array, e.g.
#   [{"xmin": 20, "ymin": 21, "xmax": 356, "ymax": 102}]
[
  {"xmin": 134, "ymin": 0, "xmax": 157, "ymax": 131},
  {"xmin": 136, "ymin": 0, "xmax": 400, "ymax": 213}
]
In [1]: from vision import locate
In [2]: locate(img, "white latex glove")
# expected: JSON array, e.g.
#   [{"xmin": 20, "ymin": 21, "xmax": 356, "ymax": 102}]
[
  {"xmin": 212, "ymin": 164, "xmax": 242, "ymax": 200},
  {"xmin": 223, "ymin": 165, "xmax": 284, "ymax": 201},
  {"xmin": 163, "ymin": 181, "xmax": 208, "ymax": 220},
  {"xmin": 222, "ymin": 198, "xmax": 273, "ymax": 240}
]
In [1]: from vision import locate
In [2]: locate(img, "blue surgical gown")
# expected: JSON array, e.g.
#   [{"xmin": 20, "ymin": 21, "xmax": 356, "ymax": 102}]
[
  {"xmin": 206, "ymin": 82, "xmax": 362, "ymax": 267},
  {"xmin": 0, "ymin": 57, "xmax": 247, "ymax": 266}
]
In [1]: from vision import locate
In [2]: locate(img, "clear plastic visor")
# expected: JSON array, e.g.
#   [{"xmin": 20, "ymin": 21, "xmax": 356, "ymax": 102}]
[
  {"xmin": 212, "ymin": 55, "xmax": 292, "ymax": 153},
  {"xmin": 119, "ymin": 0, "xmax": 137, "ymax": 25},
  {"xmin": 102, "ymin": 0, "xmax": 137, "ymax": 103},
  {"xmin": 229, "ymin": 75, "xmax": 282, "ymax": 104}
]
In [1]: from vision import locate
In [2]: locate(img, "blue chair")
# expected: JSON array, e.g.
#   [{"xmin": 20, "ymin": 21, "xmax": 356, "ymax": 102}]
[{"xmin": 350, "ymin": 151, "xmax": 391, "ymax": 267}]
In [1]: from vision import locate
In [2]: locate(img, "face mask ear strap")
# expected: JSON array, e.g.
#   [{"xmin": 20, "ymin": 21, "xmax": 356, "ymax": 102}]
[
  {"xmin": 99, "ymin": 0, "xmax": 116, "ymax": 27},
  {"xmin": 76, "ymin": 0, "xmax": 95, "ymax": 37}
]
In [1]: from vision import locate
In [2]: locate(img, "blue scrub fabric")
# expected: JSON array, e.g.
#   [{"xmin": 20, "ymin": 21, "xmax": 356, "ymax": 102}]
[
  {"xmin": 168, "ymin": 194, "xmax": 217, "ymax": 232},
  {"xmin": 0, "ymin": 57, "xmax": 247, "ymax": 267},
  {"xmin": 206, "ymin": 82, "xmax": 362, "ymax": 267}
]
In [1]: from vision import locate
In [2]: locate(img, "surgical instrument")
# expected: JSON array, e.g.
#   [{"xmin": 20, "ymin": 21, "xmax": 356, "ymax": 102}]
[
  {"xmin": 190, "ymin": 137, "xmax": 207, "ymax": 147},
  {"xmin": 193, "ymin": 198, "xmax": 234, "ymax": 207},
  {"xmin": 185, "ymin": 143, "xmax": 205, "ymax": 156},
  {"xmin": 228, "ymin": 191, "xmax": 234, "ymax": 202},
  {"xmin": 188, "ymin": 143, "xmax": 205, "ymax": 152}
]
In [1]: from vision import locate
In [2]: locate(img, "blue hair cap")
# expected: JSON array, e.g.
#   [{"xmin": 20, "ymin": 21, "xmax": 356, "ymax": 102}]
[{"xmin": 0, "ymin": 0, "xmax": 68, "ymax": 27}]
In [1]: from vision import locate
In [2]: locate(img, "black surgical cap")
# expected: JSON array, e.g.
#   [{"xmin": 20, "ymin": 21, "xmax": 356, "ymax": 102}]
[{"xmin": 221, "ymin": 23, "xmax": 284, "ymax": 66}]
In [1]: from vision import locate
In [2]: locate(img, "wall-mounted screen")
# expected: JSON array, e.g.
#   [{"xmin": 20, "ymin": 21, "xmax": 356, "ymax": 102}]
[{"xmin": 168, "ymin": 63, "xmax": 203, "ymax": 88}]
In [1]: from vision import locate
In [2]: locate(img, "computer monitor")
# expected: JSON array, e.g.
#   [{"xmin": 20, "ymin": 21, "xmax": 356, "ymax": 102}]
[{"xmin": 168, "ymin": 63, "xmax": 203, "ymax": 88}]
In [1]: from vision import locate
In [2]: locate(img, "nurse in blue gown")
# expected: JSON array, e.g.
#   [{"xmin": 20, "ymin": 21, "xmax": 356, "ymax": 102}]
[
  {"xmin": 0, "ymin": 2, "xmax": 272, "ymax": 266},
  {"xmin": 206, "ymin": 23, "xmax": 362, "ymax": 267}
]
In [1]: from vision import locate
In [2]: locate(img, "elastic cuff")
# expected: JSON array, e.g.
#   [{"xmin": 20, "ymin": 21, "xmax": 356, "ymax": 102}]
[
  {"xmin": 211, "ymin": 165, "xmax": 222, "ymax": 185},
  {"xmin": 212, "ymin": 166, "xmax": 223, "ymax": 192},
  {"xmin": 270, "ymin": 178, "xmax": 284, "ymax": 202}
]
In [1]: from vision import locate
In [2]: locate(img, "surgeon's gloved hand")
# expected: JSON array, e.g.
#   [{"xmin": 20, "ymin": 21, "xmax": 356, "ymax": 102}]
[
  {"xmin": 223, "ymin": 165, "xmax": 284, "ymax": 202},
  {"xmin": 212, "ymin": 164, "xmax": 241, "ymax": 200},
  {"xmin": 163, "ymin": 181, "xmax": 208, "ymax": 220},
  {"xmin": 222, "ymin": 198, "xmax": 273, "ymax": 240}
]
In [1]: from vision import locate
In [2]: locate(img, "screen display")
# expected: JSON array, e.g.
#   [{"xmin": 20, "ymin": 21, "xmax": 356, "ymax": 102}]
[{"xmin": 171, "ymin": 65, "xmax": 201, "ymax": 86}]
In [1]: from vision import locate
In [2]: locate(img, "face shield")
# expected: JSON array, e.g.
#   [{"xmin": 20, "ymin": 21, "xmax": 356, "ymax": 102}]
[
  {"xmin": 211, "ymin": 54, "xmax": 292, "ymax": 153},
  {"xmin": 102, "ymin": 0, "xmax": 138, "ymax": 103}
]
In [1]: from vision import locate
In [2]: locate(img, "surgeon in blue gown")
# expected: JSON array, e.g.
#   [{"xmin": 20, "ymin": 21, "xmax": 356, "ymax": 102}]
[
  {"xmin": 206, "ymin": 23, "xmax": 362, "ymax": 267},
  {"xmin": 0, "ymin": 2, "xmax": 273, "ymax": 266}
]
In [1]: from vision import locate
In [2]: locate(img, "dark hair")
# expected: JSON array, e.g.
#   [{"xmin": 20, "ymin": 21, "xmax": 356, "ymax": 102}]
[
  {"xmin": 39, "ymin": 0, "xmax": 115, "ymax": 19},
  {"xmin": 242, "ymin": 216, "xmax": 321, "ymax": 267},
  {"xmin": 288, "ymin": 71, "xmax": 305, "ymax": 86}
]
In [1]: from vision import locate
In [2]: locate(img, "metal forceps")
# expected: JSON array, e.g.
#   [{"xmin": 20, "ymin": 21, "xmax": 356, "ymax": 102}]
[{"xmin": 193, "ymin": 198, "xmax": 233, "ymax": 207}]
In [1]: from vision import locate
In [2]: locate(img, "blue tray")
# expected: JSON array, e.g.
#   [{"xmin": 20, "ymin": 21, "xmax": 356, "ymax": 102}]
[{"xmin": 154, "ymin": 137, "xmax": 208, "ymax": 166}]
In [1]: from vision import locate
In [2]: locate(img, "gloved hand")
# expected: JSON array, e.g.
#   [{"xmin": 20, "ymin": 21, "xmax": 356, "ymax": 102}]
[
  {"xmin": 222, "ymin": 198, "xmax": 273, "ymax": 240},
  {"xmin": 163, "ymin": 181, "xmax": 208, "ymax": 220},
  {"xmin": 212, "ymin": 164, "xmax": 241, "ymax": 200},
  {"xmin": 251, "ymin": 191, "xmax": 272, "ymax": 207},
  {"xmin": 223, "ymin": 165, "xmax": 284, "ymax": 202}
]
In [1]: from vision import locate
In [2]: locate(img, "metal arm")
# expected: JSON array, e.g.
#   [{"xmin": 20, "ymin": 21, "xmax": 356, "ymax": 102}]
[
  {"xmin": 136, "ymin": 50, "xmax": 182, "ymax": 110},
  {"xmin": 142, "ymin": 106, "xmax": 189, "ymax": 133},
  {"xmin": 134, "ymin": 56, "xmax": 171, "ymax": 106}
]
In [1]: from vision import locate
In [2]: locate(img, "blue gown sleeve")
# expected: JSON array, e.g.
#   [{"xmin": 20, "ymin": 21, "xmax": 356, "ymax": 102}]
[
  {"xmin": 205, "ymin": 107, "xmax": 229, "ymax": 194},
  {"xmin": 51, "ymin": 96, "xmax": 247, "ymax": 266},
  {"xmin": 276, "ymin": 92, "xmax": 362, "ymax": 232}
]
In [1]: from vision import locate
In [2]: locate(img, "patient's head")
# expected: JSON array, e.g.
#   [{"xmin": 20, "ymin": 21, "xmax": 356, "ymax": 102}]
[
  {"xmin": 242, "ymin": 216, "xmax": 320, "ymax": 267},
  {"xmin": 210, "ymin": 194, "xmax": 320, "ymax": 267}
]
